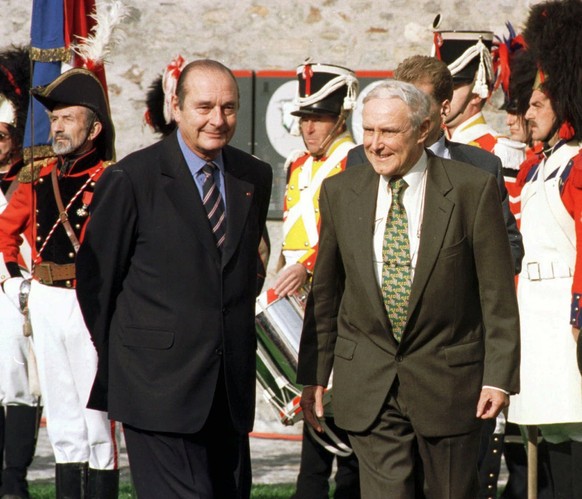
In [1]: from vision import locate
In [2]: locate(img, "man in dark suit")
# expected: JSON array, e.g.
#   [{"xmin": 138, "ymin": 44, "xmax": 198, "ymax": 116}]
[
  {"xmin": 346, "ymin": 56, "xmax": 524, "ymax": 275},
  {"xmin": 297, "ymin": 80, "xmax": 520, "ymax": 497},
  {"xmin": 75, "ymin": 60, "xmax": 272, "ymax": 499}
]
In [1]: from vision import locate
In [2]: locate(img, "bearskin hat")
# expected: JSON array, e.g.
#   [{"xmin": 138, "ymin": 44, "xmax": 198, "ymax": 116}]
[
  {"xmin": 0, "ymin": 45, "xmax": 30, "ymax": 146},
  {"xmin": 144, "ymin": 74, "xmax": 177, "ymax": 137},
  {"xmin": 523, "ymin": 0, "xmax": 582, "ymax": 139},
  {"xmin": 144, "ymin": 55, "xmax": 186, "ymax": 138},
  {"xmin": 507, "ymin": 49, "xmax": 538, "ymax": 117},
  {"xmin": 145, "ymin": 75, "xmax": 176, "ymax": 137}
]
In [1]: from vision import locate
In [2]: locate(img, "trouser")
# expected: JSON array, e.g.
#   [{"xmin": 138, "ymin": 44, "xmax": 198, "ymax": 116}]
[
  {"xmin": 0, "ymin": 290, "xmax": 38, "ymax": 406},
  {"xmin": 26, "ymin": 281, "xmax": 118, "ymax": 469},
  {"xmin": 291, "ymin": 418, "xmax": 360, "ymax": 499},
  {"xmin": 540, "ymin": 423, "xmax": 582, "ymax": 499},
  {"xmin": 124, "ymin": 368, "xmax": 251, "ymax": 499},
  {"xmin": 348, "ymin": 382, "xmax": 480, "ymax": 499},
  {"xmin": 500, "ymin": 425, "xmax": 554, "ymax": 499},
  {"xmin": 0, "ymin": 283, "xmax": 41, "ymax": 498}
]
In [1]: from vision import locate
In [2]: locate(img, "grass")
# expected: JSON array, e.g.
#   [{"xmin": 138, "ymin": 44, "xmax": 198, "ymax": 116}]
[{"xmin": 29, "ymin": 482, "xmax": 298, "ymax": 498}]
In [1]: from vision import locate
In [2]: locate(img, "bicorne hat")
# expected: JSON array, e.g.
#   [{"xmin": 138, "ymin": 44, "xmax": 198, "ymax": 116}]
[{"xmin": 31, "ymin": 68, "xmax": 115, "ymax": 161}]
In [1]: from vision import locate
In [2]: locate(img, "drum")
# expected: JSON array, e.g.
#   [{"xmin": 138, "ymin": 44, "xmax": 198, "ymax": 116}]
[{"xmin": 255, "ymin": 286, "xmax": 352, "ymax": 456}]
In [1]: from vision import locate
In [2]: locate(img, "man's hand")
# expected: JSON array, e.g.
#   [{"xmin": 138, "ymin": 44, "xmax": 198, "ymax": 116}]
[
  {"xmin": 273, "ymin": 263, "xmax": 308, "ymax": 297},
  {"xmin": 476, "ymin": 387, "xmax": 509, "ymax": 419},
  {"xmin": 300, "ymin": 385, "xmax": 325, "ymax": 433}
]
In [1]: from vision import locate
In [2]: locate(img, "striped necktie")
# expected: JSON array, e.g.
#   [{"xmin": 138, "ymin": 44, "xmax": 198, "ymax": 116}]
[
  {"xmin": 381, "ymin": 177, "xmax": 411, "ymax": 342},
  {"xmin": 201, "ymin": 162, "xmax": 226, "ymax": 250}
]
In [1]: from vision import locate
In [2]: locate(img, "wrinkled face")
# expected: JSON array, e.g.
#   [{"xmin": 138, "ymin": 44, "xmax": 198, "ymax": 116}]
[
  {"xmin": 172, "ymin": 68, "xmax": 238, "ymax": 160},
  {"xmin": 362, "ymin": 97, "xmax": 428, "ymax": 177},
  {"xmin": 49, "ymin": 105, "xmax": 98, "ymax": 156},
  {"xmin": 525, "ymin": 89, "xmax": 557, "ymax": 144},
  {"xmin": 506, "ymin": 112, "xmax": 531, "ymax": 144},
  {"xmin": 299, "ymin": 114, "xmax": 337, "ymax": 157},
  {"xmin": 0, "ymin": 122, "xmax": 15, "ymax": 166}
]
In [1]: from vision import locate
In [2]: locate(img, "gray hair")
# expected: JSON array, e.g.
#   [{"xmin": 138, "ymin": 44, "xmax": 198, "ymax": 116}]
[{"xmin": 363, "ymin": 79, "xmax": 431, "ymax": 130}]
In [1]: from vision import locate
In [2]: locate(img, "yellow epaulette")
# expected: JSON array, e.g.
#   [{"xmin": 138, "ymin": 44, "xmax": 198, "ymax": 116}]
[
  {"xmin": 17, "ymin": 157, "xmax": 54, "ymax": 183},
  {"xmin": 102, "ymin": 160, "xmax": 115, "ymax": 169}
]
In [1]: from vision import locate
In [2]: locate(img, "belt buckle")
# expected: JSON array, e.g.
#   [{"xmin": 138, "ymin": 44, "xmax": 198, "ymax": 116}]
[
  {"xmin": 527, "ymin": 262, "xmax": 541, "ymax": 281},
  {"xmin": 36, "ymin": 262, "xmax": 53, "ymax": 285}
]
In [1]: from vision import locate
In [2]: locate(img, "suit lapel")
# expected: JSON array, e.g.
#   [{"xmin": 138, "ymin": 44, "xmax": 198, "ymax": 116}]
[
  {"xmin": 347, "ymin": 166, "xmax": 387, "ymax": 318},
  {"xmin": 160, "ymin": 133, "xmax": 221, "ymax": 259},
  {"xmin": 407, "ymin": 156, "xmax": 454, "ymax": 320},
  {"xmin": 221, "ymin": 147, "xmax": 254, "ymax": 268}
]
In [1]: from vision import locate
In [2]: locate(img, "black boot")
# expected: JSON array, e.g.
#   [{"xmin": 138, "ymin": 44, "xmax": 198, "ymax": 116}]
[
  {"xmin": 55, "ymin": 462, "xmax": 88, "ymax": 499},
  {"xmin": 0, "ymin": 406, "xmax": 5, "ymax": 484},
  {"xmin": 547, "ymin": 441, "xmax": 572, "ymax": 499},
  {"xmin": 87, "ymin": 469, "xmax": 119, "ymax": 499},
  {"xmin": 1, "ymin": 405, "xmax": 41, "ymax": 499}
]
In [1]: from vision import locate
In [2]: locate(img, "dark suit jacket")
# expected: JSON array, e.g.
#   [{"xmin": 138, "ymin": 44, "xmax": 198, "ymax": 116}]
[
  {"xmin": 346, "ymin": 142, "xmax": 524, "ymax": 273},
  {"xmin": 76, "ymin": 131, "xmax": 272, "ymax": 434},
  {"xmin": 296, "ymin": 155, "xmax": 520, "ymax": 437}
]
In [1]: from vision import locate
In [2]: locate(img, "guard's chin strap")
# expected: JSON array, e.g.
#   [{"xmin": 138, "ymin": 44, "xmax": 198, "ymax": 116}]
[
  {"xmin": 310, "ymin": 113, "xmax": 347, "ymax": 159},
  {"xmin": 444, "ymin": 85, "xmax": 476, "ymax": 131}
]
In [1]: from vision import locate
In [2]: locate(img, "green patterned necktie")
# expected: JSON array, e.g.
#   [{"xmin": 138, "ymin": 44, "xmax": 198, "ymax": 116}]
[{"xmin": 381, "ymin": 177, "xmax": 411, "ymax": 342}]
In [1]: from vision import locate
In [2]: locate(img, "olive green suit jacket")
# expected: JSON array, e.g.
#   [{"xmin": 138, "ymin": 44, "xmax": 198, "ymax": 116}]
[{"xmin": 296, "ymin": 153, "xmax": 520, "ymax": 437}]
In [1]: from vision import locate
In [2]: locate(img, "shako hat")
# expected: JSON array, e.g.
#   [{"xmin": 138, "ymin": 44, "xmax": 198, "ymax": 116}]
[
  {"xmin": 0, "ymin": 46, "xmax": 30, "ymax": 138},
  {"xmin": 291, "ymin": 61, "xmax": 358, "ymax": 117},
  {"xmin": 432, "ymin": 30, "xmax": 494, "ymax": 98},
  {"xmin": 31, "ymin": 68, "xmax": 115, "ymax": 161}
]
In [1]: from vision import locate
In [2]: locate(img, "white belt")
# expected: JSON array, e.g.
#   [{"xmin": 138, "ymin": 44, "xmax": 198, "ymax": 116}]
[{"xmin": 523, "ymin": 261, "xmax": 572, "ymax": 281}]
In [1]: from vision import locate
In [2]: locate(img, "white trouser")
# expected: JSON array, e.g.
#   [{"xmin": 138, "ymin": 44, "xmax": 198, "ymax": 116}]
[
  {"xmin": 0, "ymin": 291, "xmax": 38, "ymax": 406},
  {"xmin": 23, "ymin": 280, "xmax": 117, "ymax": 468}
]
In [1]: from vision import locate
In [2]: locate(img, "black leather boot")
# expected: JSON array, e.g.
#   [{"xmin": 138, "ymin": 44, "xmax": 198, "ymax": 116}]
[
  {"xmin": 55, "ymin": 462, "xmax": 88, "ymax": 499},
  {"xmin": 87, "ymin": 469, "xmax": 119, "ymax": 499},
  {"xmin": 1, "ymin": 405, "xmax": 41, "ymax": 499}
]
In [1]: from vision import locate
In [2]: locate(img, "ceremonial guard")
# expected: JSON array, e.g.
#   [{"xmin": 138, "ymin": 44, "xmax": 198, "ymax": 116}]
[
  {"xmin": 0, "ymin": 68, "xmax": 119, "ymax": 499},
  {"xmin": 433, "ymin": 27, "xmax": 526, "ymax": 217},
  {"xmin": 507, "ymin": 1, "xmax": 582, "ymax": 497},
  {"xmin": 272, "ymin": 61, "xmax": 361, "ymax": 499},
  {"xmin": 0, "ymin": 45, "xmax": 41, "ymax": 499},
  {"xmin": 276, "ymin": 62, "xmax": 358, "ymax": 289}
]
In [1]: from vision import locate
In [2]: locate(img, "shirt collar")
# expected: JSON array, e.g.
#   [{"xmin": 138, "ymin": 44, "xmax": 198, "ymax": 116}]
[
  {"xmin": 177, "ymin": 129, "xmax": 225, "ymax": 175},
  {"xmin": 379, "ymin": 150, "xmax": 428, "ymax": 193},
  {"xmin": 428, "ymin": 133, "xmax": 448, "ymax": 158}
]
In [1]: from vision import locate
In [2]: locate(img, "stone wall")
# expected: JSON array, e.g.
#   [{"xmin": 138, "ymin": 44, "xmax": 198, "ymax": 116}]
[{"xmin": 5, "ymin": 0, "xmax": 537, "ymax": 159}]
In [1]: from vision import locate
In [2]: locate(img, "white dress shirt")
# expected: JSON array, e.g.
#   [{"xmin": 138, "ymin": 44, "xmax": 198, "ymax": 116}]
[{"xmin": 372, "ymin": 151, "xmax": 428, "ymax": 287}]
